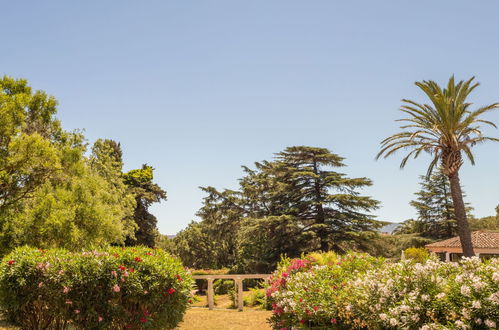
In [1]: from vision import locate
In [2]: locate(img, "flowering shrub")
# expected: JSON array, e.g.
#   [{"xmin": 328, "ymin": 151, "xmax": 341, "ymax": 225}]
[
  {"xmin": 0, "ymin": 246, "xmax": 193, "ymax": 329},
  {"xmin": 267, "ymin": 252, "xmax": 499, "ymax": 329},
  {"xmin": 266, "ymin": 251, "xmax": 384, "ymax": 329}
]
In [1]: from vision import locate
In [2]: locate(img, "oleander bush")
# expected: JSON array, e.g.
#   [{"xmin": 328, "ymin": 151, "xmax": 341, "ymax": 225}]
[
  {"xmin": 266, "ymin": 251, "xmax": 384, "ymax": 329},
  {"xmin": 0, "ymin": 246, "xmax": 193, "ymax": 329},
  {"xmin": 266, "ymin": 252, "xmax": 499, "ymax": 329}
]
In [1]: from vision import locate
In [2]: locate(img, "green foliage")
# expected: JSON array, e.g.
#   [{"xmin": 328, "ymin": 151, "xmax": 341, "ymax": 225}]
[
  {"xmin": 0, "ymin": 77, "xmax": 137, "ymax": 255},
  {"xmin": 214, "ymin": 279, "xmax": 234, "ymax": 295},
  {"xmin": 0, "ymin": 246, "xmax": 193, "ymax": 329},
  {"xmin": 174, "ymin": 146, "xmax": 381, "ymax": 272},
  {"xmin": 357, "ymin": 233, "xmax": 433, "ymax": 260},
  {"xmin": 124, "ymin": 165, "xmax": 167, "ymax": 248},
  {"xmin": 404, "ymin": 247, "xmax": 430, "ymax": 263},
  {"xmin": 397, "ymin": 169, "xmax": 473, "ymax": 240},
  {"xmin": 243, "ymin": 288, "xmax": 268, "ymax": 309}
]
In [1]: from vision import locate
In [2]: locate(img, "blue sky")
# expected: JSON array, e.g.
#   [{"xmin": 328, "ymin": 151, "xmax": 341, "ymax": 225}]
[{"xmin": 2, "ymin": 1, "xmax": 499, "ymax": 234}]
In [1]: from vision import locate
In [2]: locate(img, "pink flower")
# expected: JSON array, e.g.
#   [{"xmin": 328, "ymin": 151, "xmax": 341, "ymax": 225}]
[
  {"xmin": 63, "ymin": 286, "xmax": 69, "ymax": 294},
  {"xmin": 113, "ymin": 285, "xmax": 120, "ymax": 292},
  {"xmin": 331, "ymin": 318, "xmax": 337, "ymax": 324},
  {"xmin": 65, "ymin": 300, "xmax": 73, "ymax": 305},
  {"xmin": 74, "ymin": 309, "xmax": 80, "ymax": 314},
  {"xmin": 7, "ymin": 260, "xmax": 15, "ymax": 265},
  {"xmin": 98, "ymin": 316, "xmax": 103, "ymax": 322},
  {"xmin": 144, "ymin": 290, "xmax": 149, "ymax": 294},
  {"xmin": 111, "ymin": 270, "xmax": 117, "ymax": 277},
  {"xmin": 38, "ymin": 282, "xmax": 44, "ymax": 288},
  {"xmin": 166, "ymin": 288, "xmax": 176, "ymax": 294},
  {"xmin": 123, "ymin": 271, "xmax": 129, "ymax": 277},
  {"xmin": 134, "ymin": 257, "xmax": 142, "ymax": 262},
  {"xmin": 58, "ymin": 269, "xmax": 64, "ymax": 275},
  {"xmin": 140, "ymin": 317, "xmax": 147, "ymax": 323}
]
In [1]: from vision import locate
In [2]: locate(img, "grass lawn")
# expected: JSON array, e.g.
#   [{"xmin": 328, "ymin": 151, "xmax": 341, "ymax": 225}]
[{"xmin": 179, "ymin": 308, "xmax": 272, "ymax": 330}]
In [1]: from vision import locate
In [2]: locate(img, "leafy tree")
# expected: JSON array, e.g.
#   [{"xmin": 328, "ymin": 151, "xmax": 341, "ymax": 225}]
[
  {"xmin": 172, "ymin": 221, "xmax": 220, "ymax": 269},
  {"xmin": 124, "ymin": 165, "xmax": 167, "ymax": 247},
  {"xmin": 377, "ymin": 76, "xmax": 499, "ymax": 256},
  {"xmin": 0, "ymin": 77, "xmax": 63, "ymax": 215},
  {"xmin": 0, "ymin": 77, "xmax": 146, "ymax": 254}
]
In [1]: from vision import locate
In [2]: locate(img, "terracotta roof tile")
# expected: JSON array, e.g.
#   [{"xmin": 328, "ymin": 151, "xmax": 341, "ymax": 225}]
[{"xmin": 425, "ymin": 231, "xmax": 499, "ymax": 249}]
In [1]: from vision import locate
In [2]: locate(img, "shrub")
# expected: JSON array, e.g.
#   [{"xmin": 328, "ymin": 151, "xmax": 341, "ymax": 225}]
[
  {"xmin": 0, "ymin": 246, "xmax": 193, "ymax": 329},
  {"xmin": 267, "ymin": 252, "xmax": 499, "ymax": 329},
  {"xmin": 244, "ymin": 288, "xmax": 268, "ymax": 309},
  {"xmin": 190, "ymin": 268, "xmax": 229, "ymax": 293},
  {"xmin": 266, "ymin": 251, "xmax": 384, "ymax": 329},
  {"xmin": 214, "ymin": 279, "xmax": 234, "ymax": 295},
  {"xmin": 404, "ymin": 247, "xmax": 430, "ymax": 263}
]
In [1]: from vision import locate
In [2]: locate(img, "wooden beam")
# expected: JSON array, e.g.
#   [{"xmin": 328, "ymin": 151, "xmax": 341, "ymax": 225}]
[
  {"xmin": 207, "ymin": 278, "xmax": 214, "ymax": 310},
  {"xmin": 236, "ymin": 277, "xmax": 244, "ymax": 311}
]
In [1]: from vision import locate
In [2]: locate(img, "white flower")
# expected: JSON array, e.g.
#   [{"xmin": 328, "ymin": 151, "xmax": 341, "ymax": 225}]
[
  {"xmin": 379, "ymin": 313, "xmax": 388, "ymax": 321},
  {"xmin": 471, "ymin": 300, "xmax": 481, "ymax": 309},
  {"xmin": 436, "ymin": 292, "xmax": 446, "ymax": 299},
  {"xmin": 455, "ymin": 320, "xmax": 468, "ymax": 329},
  {"xmin": 460, "ymin": 285, "xmax": 471, "ymax": 297},
  {"xmin": 421, "ymin": 294, "xmax": 430, "ymax": 301},
  {"xmin": 389, "ymin": 318, "xmax": 398, "ymax": 326},
  {"xmin": 462, "ymin": 308, "xmax": 470, "ymax": 320},
  {"xmin": 492, "ymin": 272, "xmax": 499, "ymax": 282},
  {"xmin": 488, "ymin": 291, "xmax": 499, "ymax": 304},
  {"xmin": 484, "ymin": 319, "xmax": 496, "ymax": 328}
]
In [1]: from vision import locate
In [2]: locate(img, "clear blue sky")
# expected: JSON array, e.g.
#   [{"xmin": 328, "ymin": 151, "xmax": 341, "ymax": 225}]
[{"xmin": 2, "ymin": 1, "xmax": 499, "ymax": 234}]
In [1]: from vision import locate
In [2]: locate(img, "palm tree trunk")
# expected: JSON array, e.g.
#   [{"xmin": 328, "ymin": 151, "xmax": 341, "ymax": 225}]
[{"xmin": 448, "ymin": 171, "xmax": 475, "ymax": 257}]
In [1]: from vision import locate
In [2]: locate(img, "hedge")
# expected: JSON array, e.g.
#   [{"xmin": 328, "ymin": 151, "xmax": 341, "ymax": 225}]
[{"xmin": 0, "ymin": 246, "xmax": 193, "ymax": 329}]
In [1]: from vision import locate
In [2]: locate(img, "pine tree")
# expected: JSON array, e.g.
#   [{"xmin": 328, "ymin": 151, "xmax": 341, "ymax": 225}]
[
  {"xmin": 175, "ymin": 146, "xmax": 381, "ymax": 271},
  {"xmin": 409, "ymin": 169, "xmax": 472, "ymax": 239}
]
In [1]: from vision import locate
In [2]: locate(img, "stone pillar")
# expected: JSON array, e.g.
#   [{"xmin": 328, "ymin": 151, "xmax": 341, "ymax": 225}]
[
  {"xmin": 445, "ymin": 252, "xmax": 450, "ymax": 262},
  {"xmin": 207, "ymin": 278, "xmax": 214, "ymax": 310},
  {"xmin": 236, "ymin": 277, "xmax": 244, "ymax": 311}
]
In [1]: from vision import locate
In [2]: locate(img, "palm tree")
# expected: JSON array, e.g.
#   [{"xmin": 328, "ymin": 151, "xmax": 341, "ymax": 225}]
[{"xmin": 377, "ymin": 76, "xmax": 499, "ymax": 256}]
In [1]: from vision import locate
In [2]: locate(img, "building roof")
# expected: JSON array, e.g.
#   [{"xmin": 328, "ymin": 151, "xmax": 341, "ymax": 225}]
[{"xmin": 426, "ymin": 231, "xmax": 499, "ymax": 249}]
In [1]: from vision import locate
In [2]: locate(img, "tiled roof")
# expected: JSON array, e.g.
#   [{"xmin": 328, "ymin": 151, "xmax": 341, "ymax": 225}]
[{"xmin": 426, "ymin": 231, "xmax": 499, "ymax": 249}]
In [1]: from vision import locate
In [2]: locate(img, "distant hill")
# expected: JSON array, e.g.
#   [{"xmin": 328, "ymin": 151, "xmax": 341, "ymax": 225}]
[
  {"xmin": 379, "ymin": 223, "xmax": 401, "ymax": 234},
  {"xmin": 167, "ymin": 235, "xmax": 176, "ymax": 239}
]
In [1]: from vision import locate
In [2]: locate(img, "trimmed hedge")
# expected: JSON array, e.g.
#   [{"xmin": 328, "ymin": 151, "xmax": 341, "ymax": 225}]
[{"xmin": 0, "ymin": 246, "xmax": 193, "ymax": 329}]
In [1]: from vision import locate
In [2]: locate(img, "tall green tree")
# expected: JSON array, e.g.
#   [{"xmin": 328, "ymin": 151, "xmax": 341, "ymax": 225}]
[
  {"xmin": 273, "ymin": 146, "xmax": 381, "ymax": 251},
  {"xmin": 408, "ymin": 169, "xmax": 472, "ymax": 239},
  {"xmin": 0, "ymin": 77, "xmax": 142, "ymax": 253},
  {"xmin": 0, "ymin": 76, "xmax": 63, "ymax": 215},
  {"xmin": 175, "ymin": 146, "xmax": 381, "ymax": 272},
  {"xmin": 124, "ymin": 165, "xmax": 167, "ymax": 247},
  {"xmin": 377, "ymin": 76, "xmax": 499, "ymax": 256}
]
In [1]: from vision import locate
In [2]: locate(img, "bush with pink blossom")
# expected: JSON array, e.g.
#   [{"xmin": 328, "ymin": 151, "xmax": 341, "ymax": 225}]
[
  {"xmin": 267, "ymin": 252, "xmax": 499, "ymax": 329},
  {"xmin": 0, "ymin": 246, "xmax": 193, "ymax": 329}
]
